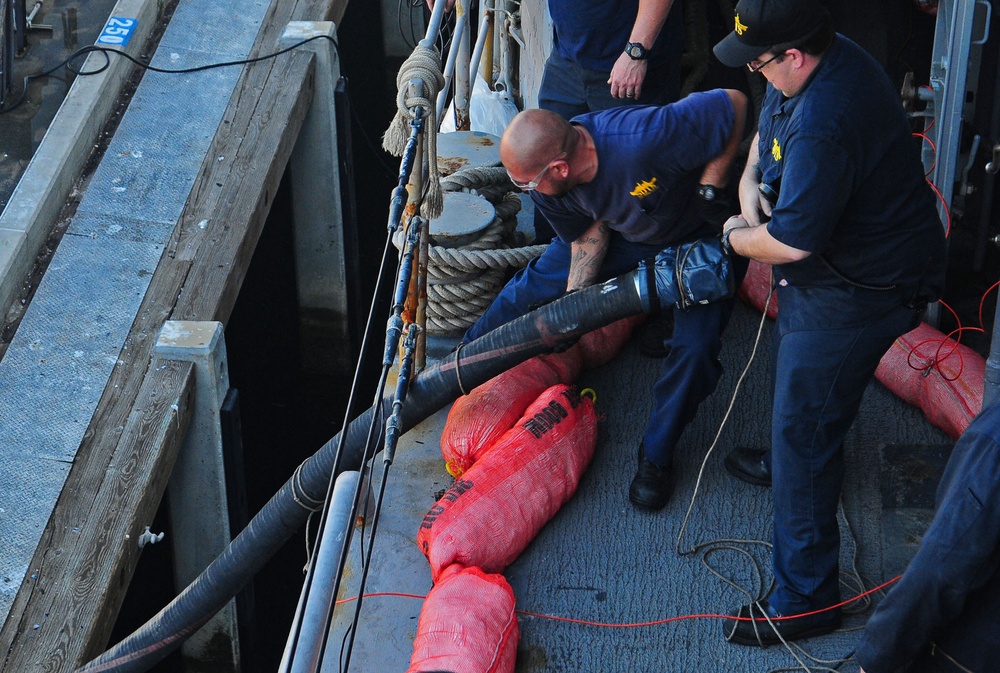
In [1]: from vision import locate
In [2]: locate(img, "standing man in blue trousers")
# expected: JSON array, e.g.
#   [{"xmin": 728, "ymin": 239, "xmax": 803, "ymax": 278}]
[{"xmin": 713, "ymin": 0, "xmax": 947, "ymax": 646}]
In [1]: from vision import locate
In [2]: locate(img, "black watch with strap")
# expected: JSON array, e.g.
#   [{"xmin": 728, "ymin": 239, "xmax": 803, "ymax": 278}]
[
  {"xmin": 721, "ymin": 228, "xmax": 735, "ymax": 255},
  {"xmin": 625, "ymin": 42, "xmax": 648, "ymax": 60}
]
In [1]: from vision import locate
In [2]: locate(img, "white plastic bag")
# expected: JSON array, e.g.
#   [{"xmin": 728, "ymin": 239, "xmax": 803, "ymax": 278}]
[{"xmin": 441, "ymin": 75, "xmax": 519, "ymax": 136}]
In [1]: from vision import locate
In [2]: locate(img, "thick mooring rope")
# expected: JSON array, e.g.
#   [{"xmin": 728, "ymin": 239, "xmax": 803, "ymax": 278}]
[
  {"xmin": 383, "ymin": 45, "xmax": 446, "ymax": 219},
  {"xmin": 395, "ymin": 166, "xmax": 547, "ymax": 334}
]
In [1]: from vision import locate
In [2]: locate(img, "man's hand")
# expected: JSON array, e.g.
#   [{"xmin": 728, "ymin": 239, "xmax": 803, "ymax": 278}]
[
  {"xmin": 608, "ymin": 53, "xmax": 648, "ymax": 100},
  {"xmin": 723, "ymin": 214, "xmax": 751, "ymax": 235},
  {"xmin": 738, "ymin": 176, "xmax": 773, "ymax": 228}
]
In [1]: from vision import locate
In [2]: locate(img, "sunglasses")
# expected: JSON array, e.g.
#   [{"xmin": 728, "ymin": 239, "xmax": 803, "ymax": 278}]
[{"xmin": 507, "ymin": 151, "xmax": 567, "ymax": 191}]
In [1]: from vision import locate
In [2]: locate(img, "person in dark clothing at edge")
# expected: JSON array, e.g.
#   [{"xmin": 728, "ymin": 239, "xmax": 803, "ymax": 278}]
[
  {"xmin": 712, "ymin": 0, "xmax": 947, "ymax": 647},
  {"xmin": 461, "ymin": 89, "xmax": 747, "ymax": 510},
  {"xmin": 857, "ymin": 402, "xmax": 1000, "ymax": 673}
]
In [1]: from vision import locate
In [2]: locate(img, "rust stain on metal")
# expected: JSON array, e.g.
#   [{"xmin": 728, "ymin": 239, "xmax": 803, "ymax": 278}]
[{"xmin": 439, "ymin": 156, "xmax": 470, "ymax": 173}]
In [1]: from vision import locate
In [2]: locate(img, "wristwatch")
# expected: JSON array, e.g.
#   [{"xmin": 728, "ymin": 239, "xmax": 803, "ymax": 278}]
[
  {"xmin": 697, "ymin": 184, "xmax": 717, "ymax": 201},
  {"xmin": 624, "ymin": 42, "xmax": 648, "ymax": 60},
  {"xmin": 721, "ymin": 228, "xmax": 734, "ymax": 255}
]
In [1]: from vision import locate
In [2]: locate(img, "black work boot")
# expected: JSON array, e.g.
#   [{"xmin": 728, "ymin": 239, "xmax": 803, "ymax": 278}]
[
  {"xmin": 723, "ymin": 447, "xmax": 772, "ymax": 487},
  {"xmin": 722, "ymin": 600, "xmax": 840, "ymax": 647},
  {"xmin": 629, "ymin": 444, "xmax": 673, "ymax": 510},
  {"xmin": 637, "ymin": 313, "xmax": 674, "ymax": 358}
]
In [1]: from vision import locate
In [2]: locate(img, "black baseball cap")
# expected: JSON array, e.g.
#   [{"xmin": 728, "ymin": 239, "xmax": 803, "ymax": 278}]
[{"xmin": 713, "ymin": 0, "xmax": 831, "ymax": 67}]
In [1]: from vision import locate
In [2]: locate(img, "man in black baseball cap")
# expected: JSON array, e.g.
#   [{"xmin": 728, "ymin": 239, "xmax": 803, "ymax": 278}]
[
  {"xmin": 713, "ymin": 0, "xmax": 831, "ymax": 68},
  {"xmin": 711, "ymin": 0, "xmax": 948, "ymax": 654}
]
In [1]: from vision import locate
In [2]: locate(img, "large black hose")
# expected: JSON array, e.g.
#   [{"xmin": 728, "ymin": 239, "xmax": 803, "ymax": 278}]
[{"xmin": 78, "ymin": 238, "xmax": 732, "ymax": 672}]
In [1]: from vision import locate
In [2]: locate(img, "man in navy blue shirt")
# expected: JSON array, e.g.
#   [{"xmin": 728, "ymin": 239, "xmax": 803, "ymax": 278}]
[
  {"xmin": 713, "ymin": 0, "xmax": 946, "ymax": 647},
  {"xmin": 537, "ymin": 0, "xmax": 683, "ymax": 252},
  {"xmin": 857, "ymin": 402, "xmax": 1000, "ymax": 673},
  {"xmin": 462, "ymin": 88, "xmax": 747, "ymax": 509}
]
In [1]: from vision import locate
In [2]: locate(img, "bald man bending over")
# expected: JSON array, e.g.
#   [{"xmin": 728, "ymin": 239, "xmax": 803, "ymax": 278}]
[{"xmin": 462, "ymin": 89, "xmax": 747, "ymax": 510}]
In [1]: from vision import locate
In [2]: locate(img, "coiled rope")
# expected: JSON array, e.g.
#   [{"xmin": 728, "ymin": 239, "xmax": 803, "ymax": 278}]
[
  {"xmin": 383, "ymin": 45, "xmax": 446, "ymax": 219},
  {"xmin": 394, "ymin": 166, "xmax": 548, "ymax": 334}
]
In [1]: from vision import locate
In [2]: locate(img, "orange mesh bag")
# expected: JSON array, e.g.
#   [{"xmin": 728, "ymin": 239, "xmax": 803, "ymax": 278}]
[
  {"xmin": 406, "ymin": 564, "xmax": 519, "ymax": 673},
  {"xmin": 738, "ymin": 260, "xmax": 778, "ymax": 318},
  {"xmin": 419, "ymin": 384, "xmax": 598, "ymax": 581},
  {"xmin": 875, "ymin": 322, "xmax": 984, "ymax": 439},
  {"xmin": 440, "ymin": 349, "xmax": 583, "ymax": 477},
  {"xmin": 575, "ymin": 315, "xmax": 646, "ymax": 369}
]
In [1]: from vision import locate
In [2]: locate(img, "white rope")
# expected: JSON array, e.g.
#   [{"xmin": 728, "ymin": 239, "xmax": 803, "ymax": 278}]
[
  {"xmin": 383, "ymin": 45, "xmax": 446, "ymax": 219},
  {"xmin": 394, "ymin": 168, "xmax": 547, "ymax": 334}
]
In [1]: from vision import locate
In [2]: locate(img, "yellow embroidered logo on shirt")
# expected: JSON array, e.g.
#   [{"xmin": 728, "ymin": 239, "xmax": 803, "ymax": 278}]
[
  {"xmin": 631, "ymin": 177, "xmax": 659, "ymax": 198},
  {"xmin": 734, "ymin": 14, "xmax": 748, "ymax": 35},
  {"xmin": 771, "ymin": 137, "xmax": 782, "ymax": 161}
]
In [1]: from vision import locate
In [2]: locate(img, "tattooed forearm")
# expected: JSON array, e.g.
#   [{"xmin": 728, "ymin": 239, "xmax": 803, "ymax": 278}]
[{"xmin": 567, "ymin": 221, "xmax": 610, "ymax": 292}]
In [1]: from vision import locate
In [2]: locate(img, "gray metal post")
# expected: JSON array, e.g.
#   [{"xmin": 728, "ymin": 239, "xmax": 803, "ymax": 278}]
[
  {"xmin": 925, "ymin": 0, "xmax": 988, "ymax": 225},
  {"xmin": 279, "ymin": 22, "xmax": 350, "ymax": 376},
  {"xmin": 279, "ymin": 470, "xmax": 361, "ymax": 672},
  {"xmin": 453, "ymin": 0, "xmax": 472, "ymax": 130},
  {"xmin": 153, "ymin": 320, "xmax": 240, "ymax": 673}
]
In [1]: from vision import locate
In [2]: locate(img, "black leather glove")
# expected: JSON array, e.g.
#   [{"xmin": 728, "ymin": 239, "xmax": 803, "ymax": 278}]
[{"xmin": 695, "ymin": 185, "xmax": 738, "ymax": 229}]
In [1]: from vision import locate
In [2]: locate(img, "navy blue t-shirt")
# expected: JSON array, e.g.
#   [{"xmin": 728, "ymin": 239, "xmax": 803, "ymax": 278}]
[
  {"xmin": 548, "ymin": 0, "xmax": 683, "ymax": 71},
  {"xmin": 531, "ymin": 89, "xmax": 734, "ymax": 247},
  {"xmin": 759, "ymin": 36, "xmax": 946, "ymax": 293}
]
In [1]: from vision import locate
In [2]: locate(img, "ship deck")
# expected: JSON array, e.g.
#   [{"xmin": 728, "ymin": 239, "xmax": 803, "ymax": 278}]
[{"xmin": 328, "ymin": 304, "xmax": 952, "ymax": 672}]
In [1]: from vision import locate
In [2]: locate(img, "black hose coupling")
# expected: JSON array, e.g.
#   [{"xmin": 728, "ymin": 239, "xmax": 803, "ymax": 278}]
[{"xmin": 636, "ymin": 237, "xmax": 735, "ymax": 313}]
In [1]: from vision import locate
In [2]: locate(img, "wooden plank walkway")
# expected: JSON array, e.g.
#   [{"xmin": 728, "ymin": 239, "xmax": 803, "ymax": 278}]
[{"xmin": 0, "ymin": 0, "xmax": 348, "ymax": 668}]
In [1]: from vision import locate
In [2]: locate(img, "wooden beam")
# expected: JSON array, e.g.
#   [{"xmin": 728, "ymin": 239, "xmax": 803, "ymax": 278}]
[
  {"xmin": 0, "ymin": 0, "xmax": 324, "ymax": 665},
  {"xmin": 0, "ymin": 359, "xmax": 195, "ymax": 671},
  {"xmin": 172, "ymin": 53, "xmax": 317, "ymax": 324}
]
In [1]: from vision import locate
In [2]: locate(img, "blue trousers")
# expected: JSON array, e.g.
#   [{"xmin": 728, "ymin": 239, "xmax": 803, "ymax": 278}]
[
  {"xmin": 463, "ymin": 233, "xmax": 735, "ymax": 467},
  {"xmin": 769, "ymin": 284, "xmax": 920, "ymax": 617}
]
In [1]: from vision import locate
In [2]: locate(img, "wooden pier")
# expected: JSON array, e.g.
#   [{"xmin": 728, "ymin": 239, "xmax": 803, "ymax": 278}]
[{"xmin": 0, "ymin": 0, "xmax": 348, "ymax": 669}]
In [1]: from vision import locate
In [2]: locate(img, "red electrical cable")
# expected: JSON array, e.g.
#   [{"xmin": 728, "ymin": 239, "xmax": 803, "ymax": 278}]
[{"xmin": 335, "ymin": 575, "xmax": 903, "ymax": 628}]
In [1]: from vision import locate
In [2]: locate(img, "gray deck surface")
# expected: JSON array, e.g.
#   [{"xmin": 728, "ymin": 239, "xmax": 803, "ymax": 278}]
[{"xmin": 325, "ymin": 300, "xmax": 952, "ymax": 672}]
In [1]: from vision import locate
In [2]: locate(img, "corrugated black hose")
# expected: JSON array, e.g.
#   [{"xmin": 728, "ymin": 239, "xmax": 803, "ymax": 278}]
[{"xmin": 76, "ymin": 237, "xmax": 732, "ymax": 673}]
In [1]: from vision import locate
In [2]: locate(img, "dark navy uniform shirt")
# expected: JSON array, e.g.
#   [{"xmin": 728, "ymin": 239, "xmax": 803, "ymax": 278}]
[
  {"xmin": 548, "ymin": 0, "xmax": 683, "ymax": 71},
  {"xmin": 857, "ymin": 403, "xmax": 1000, "ymax": 673},
  {"xmin": 531, "ymin": 89, "xmax": 734, "ymax": 247},
  {"xmin": 758, "ymin": 36, "xmax": 946, "ymax": 297}
]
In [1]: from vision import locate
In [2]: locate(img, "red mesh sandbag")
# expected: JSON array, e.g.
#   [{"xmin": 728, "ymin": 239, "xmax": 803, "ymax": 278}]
[
  {"xmin": 406, "ymin": 565, "xmax": 519, "ymax": 673},
  {"xmin": 440, "ymin": 349, "xmax": 583, "ymax": 477},
  {"xmin": 420, "ymin": 384, "xmax": 598, "ymax": 581},
  {"xmin": 738, "ymin": 260, "xmax": 778, "ymax": 318},
  {"xmin": 574, "ymin": 315, "xmax": 646, "ymax": 369},
  {"xmin": 875, "ymin": 322, "xmax": 984, "ymax": 439}
]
